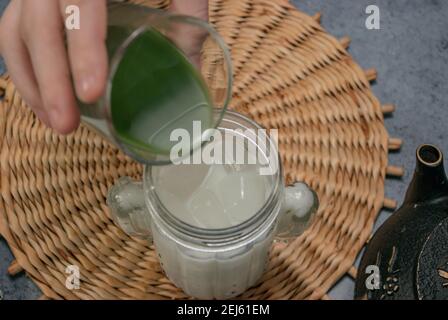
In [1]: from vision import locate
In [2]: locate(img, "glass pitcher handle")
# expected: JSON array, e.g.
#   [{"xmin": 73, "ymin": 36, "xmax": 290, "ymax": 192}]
[
  {"xmin": 276, "ymin": 182, "xmax": 319, "ymax": 239},
  {"xmin": 106, "ymin": 177, "xmax": 153, "ymax": 240}
]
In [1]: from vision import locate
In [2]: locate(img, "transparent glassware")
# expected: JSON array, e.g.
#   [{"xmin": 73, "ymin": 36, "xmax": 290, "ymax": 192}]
[
  {"xmin": 107, "ymin": 111, "xmax": 319, "ymax": 299},
  {"xmin": 79, "ymin": 2, "xmax": 233, "ymax": 165}
]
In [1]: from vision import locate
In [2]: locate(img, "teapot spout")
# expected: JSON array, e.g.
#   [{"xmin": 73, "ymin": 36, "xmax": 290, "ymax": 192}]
[{"xmin": 404, "ymin": 144, "xmax": 448, "ymax": 204}]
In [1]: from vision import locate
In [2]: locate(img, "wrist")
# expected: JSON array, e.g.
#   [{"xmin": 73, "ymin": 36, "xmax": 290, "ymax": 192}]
[{"xmin": 170, "ymin": 0, "xmax": 209, "ymax": 21}]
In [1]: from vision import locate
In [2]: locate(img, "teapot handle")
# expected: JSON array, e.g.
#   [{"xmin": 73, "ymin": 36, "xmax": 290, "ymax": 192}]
[
  {"xmin": 106, "ymin": 177, "xmax": 153, "ymax": 241},
  {"xmin": 276, "ymin": 182, "xmax": 319, "ymax": 239}
]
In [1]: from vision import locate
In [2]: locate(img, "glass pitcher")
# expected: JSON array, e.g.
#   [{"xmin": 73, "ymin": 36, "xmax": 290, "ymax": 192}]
[
  {"xmin": 80, "ymin": 2, "xmax": 233, "ymax": 165},
  {"xmin": 107, "ymin": 111, "xmax": 319, "ymax": 299}
]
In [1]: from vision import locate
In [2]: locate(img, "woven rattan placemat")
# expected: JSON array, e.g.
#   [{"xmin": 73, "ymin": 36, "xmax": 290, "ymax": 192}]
[{"xmin": 0, "ymin": 0, "xmax": 403, "ymax": 300}]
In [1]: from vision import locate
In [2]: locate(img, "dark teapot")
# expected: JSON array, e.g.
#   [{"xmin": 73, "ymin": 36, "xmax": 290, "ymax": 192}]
[{"xmin": 355, "ymin": 144, "xmax": 448, "ymax": 300}]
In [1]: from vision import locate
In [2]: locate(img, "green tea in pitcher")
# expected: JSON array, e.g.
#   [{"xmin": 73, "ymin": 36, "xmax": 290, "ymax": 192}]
[{"xmin": 109, "ymin": 27, "xmax": 213, "ymax": 156}]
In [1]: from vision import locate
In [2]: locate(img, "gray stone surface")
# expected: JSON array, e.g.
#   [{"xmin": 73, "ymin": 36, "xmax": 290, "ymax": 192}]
[{"xmin": 0, "ymin": 0, "xmax": 447, "ymax": 300}]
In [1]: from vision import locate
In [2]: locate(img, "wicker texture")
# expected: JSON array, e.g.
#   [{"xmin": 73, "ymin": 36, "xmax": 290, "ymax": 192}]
[{"xmin": 0, "ymin": 0, "xmax": 401, "ymax": 300}]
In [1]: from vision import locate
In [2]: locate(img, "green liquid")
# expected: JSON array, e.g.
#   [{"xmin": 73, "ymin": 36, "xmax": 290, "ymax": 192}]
[{"xmin": 109, "ymin": 26, "xmax": 213, "ymax": 156}]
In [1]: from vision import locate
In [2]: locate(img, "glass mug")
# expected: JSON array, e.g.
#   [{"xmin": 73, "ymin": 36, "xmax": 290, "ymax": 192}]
[
  {"xmin": 79, "ymin": 2, "xmax": 233, "ymax": 165},
  {"xmin": 107, "ymin": 111, "xmax": 319, "ymax": 299}
]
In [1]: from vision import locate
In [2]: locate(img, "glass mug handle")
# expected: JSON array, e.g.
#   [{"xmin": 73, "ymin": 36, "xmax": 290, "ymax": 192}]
[
  {"xmin": 107, "ymin": 178, "xmax": 319, "ymax": 240},
  {"xmin": 107, "ymin": 177, "xmax": 153, "ymax": 240},
  {"xmin": 275, "ymin": 182, "xmax": 319, "ymax": 240}
]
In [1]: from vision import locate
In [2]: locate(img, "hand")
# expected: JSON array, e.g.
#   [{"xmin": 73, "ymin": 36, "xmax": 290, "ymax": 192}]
[
  {"xmin": 0, "ymin": 0, "xmax": 209, "ymax": 135},
  {"xmin": 169, "ymin": 0, "xmax": 210, "ymax": 68},
  {"xmin": 0, "ymin": 0, "xmax": 108, "ymax": 134},
  {"xmin": 170, "ymin": 0, "xmax": 209, "ymax": 21}
]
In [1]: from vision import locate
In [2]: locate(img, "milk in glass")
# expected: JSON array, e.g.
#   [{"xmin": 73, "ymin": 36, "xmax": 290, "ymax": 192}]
[{"xmin": 150, "ymin": 130, "xmax": 276, "ymax": 298}]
